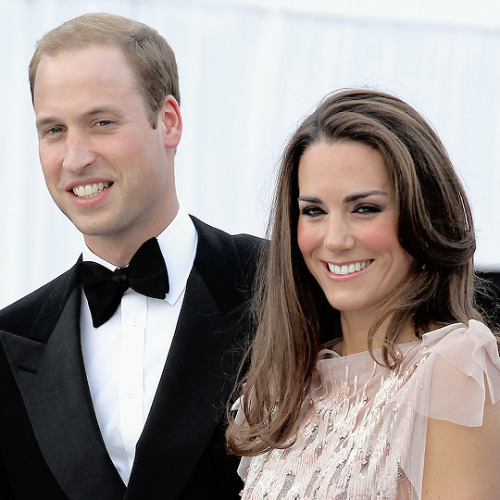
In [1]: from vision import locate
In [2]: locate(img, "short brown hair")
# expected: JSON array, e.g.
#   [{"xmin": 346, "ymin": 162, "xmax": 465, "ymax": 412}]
[{"xmin": 29, "ymin": 12, "xmax": 180, "ymax": 127}]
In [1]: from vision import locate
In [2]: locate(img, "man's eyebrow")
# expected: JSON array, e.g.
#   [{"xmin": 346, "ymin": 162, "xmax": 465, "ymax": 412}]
[
  {"xmin": 82, "ymin": 106, "xmax": 124, "ymax": 118},
  {"xmin": 36, "ymin": 106, "xmax": 125, "ymax": 129},
  {"xmin": 35, "ymin": 116, "xmax": 58, "ymax": 129}
]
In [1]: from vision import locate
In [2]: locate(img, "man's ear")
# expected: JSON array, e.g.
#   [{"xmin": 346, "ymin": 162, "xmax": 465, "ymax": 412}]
[{"xmin": 159, "ymin": 95, "xmax": 182, "ymax": 149}]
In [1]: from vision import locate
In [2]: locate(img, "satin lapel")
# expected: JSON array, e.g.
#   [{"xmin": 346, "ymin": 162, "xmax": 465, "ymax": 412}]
[
  {"xmin": 0, "ymin": 283, "xmax": 125, "ymax": 499},
  {"xmin": 126, "ymin": 220, "xmax": 252, "ymax": 498}
]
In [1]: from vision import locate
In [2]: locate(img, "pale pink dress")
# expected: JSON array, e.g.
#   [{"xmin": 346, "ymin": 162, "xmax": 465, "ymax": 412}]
[{"xmin": 237, "ymin": 320, "xmax": 500, "ymax": 499}]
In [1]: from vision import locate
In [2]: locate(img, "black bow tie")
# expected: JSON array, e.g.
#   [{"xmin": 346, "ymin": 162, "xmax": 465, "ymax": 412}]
[{"xmin": 79, "ymin": 238, "xmax": 169, "ymax": 328}]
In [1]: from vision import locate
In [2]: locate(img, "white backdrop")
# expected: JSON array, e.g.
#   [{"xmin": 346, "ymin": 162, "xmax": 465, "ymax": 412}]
[{"xmin": 1, "ymin": 0, "xmax": 499, "ymax": 308}]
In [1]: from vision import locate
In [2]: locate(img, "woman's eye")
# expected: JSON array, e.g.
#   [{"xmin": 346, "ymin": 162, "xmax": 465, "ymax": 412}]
[
  {"xmin": 354, "ymin": 205, "xmax": 381, "ymax": 215},
  {"xmin": 300, "ymin": 206, "xmax": 325, "ymax": 217}
]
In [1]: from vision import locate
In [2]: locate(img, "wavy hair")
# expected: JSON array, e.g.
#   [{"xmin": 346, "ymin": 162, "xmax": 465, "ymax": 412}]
[{"xmin": 227, "ymin": 89, "xmax": 480, "ymax": 456}]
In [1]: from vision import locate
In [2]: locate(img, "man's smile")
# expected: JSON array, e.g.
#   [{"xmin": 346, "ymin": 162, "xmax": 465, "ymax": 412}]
[{"xmin": 72, "ymin": 182, "xmax": 111, "ymax": 199}]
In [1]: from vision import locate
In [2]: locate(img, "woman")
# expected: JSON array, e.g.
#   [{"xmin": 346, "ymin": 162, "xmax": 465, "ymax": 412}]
[{"xmin": 227, "ymin": 89, "xmax": 500, "ymax": 499}]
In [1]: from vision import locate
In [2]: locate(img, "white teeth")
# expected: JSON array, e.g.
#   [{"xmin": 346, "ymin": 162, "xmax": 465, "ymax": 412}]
[
  {"xmin": 327, "ymin": 260, "xmax": 372, "ymax": 275},
  {"xmin": 72, "ymin": 182, "xmax": 110, "ymax": 199}
]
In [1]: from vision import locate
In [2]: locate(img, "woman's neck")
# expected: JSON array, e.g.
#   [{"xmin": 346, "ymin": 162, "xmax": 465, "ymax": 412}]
[{"xmin": 338, "ymin": 311, "xmax": 416, "ymax": 356}]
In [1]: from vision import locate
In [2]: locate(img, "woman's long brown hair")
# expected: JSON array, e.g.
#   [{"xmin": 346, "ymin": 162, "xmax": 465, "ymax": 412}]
[{"xmin": 227, "ymin": 89, "xmax": 480, "ymax": 456}]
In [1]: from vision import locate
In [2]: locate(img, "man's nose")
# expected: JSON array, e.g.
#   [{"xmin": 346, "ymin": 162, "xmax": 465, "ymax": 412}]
[{"xmin": 62, "ymin": 131, "xmax": 95, "ymax": 173}]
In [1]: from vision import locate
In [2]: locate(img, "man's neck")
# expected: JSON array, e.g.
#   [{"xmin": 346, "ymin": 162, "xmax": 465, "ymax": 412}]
[{"xmin": 83, "ymin": 215, "xmax": 178, "ymax": 268}]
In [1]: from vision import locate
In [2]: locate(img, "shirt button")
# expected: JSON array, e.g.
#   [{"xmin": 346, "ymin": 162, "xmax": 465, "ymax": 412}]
[
  {"xmin": 131, "ymin": 318, "xmax": 138, "ymax": 327},
  {"xmin": 127, "ymin": 389, "xmax": 136, "ymax": 398}
]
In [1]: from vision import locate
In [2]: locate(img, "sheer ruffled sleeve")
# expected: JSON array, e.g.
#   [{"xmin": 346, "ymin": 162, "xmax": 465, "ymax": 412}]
[
  {"xmin": 391, "ymin": 320, "xmax": 500, "ymax": 498},
  {"xmin": 393, "ymin": 320, "xmax": 500, "ymax": 425}
]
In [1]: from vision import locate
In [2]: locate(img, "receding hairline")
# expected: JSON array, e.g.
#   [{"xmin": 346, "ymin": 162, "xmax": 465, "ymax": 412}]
[
  {"xmin": 30, "ymin": 42, "xmax": 148, "ymax": 111},
  {"xmin": 31, "ymin": 40, "xmax": 132, "ymax": 94}
]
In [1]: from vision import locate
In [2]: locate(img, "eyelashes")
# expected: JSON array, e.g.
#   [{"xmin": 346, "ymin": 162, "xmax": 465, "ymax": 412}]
[
  {"xmin": 353, "ymin": 204, "xmax": 382, "ymax": 215},
  {"xmin": 299, "ymin": 204, "xmax": 384, "ymax": 217},
  {"xmin": 300, "ymin": 206, "xmax": 325, "ymax": 217}
]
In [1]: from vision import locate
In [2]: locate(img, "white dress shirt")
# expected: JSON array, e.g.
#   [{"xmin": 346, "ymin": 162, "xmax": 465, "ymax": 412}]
[{"xmin": 80, "ymin": 207, "xmax": 197, "ymax": 485}]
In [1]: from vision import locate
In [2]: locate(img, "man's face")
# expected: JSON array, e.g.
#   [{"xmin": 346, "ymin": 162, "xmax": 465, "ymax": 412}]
[{"xmin": 33, "ymin": 44, "xmax": 181, "ymax": 261}]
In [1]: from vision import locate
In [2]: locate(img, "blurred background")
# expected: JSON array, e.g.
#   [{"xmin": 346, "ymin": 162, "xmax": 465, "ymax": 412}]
[{"xmin": 0, "ymin": 0, "xmax": 499, "ymax": 309}]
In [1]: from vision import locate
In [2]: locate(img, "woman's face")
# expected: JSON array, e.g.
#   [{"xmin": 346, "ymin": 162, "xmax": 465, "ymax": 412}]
[{"xmin": 297, "ymin": 140, "xmax": 414, "ymax": 321}]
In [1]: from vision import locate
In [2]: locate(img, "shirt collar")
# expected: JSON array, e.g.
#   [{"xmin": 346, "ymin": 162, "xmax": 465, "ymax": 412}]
[
  {"xmin": 156, "ymin": 206, "xmax": 197, "ymax": 305},
  {"xmin": 81, "ymin": 205, "xmax": 198, "ymax": 306}
]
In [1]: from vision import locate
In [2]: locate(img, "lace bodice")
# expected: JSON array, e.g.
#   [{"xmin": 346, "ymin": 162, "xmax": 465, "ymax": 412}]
[{"xmin": 238, "ymin": 321, "xmax": 500, "ymax": 499}]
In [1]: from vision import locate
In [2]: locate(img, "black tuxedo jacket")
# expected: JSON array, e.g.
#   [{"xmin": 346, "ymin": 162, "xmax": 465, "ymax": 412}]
[{"xmin": 0, "ymin": 217, "xmax": 263, "ymax": 499}]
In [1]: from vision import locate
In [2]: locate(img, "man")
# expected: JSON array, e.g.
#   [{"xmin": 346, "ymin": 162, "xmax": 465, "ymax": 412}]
[{"xmin": 0, "ymin": 13, "xmax": 262, "ymax": 499}]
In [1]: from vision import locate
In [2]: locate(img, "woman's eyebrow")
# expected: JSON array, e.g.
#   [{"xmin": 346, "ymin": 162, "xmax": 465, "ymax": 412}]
[
  {"xmin": 297, "ymin": 196, "xmax": 321, "ymax": 203},
  {"xmin": 343, "ymin": 190, "xmax": 390, "ymax": 203}
]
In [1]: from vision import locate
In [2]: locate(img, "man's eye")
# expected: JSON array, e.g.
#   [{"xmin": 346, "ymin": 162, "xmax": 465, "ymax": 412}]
[
  {"xmin": 96, "ymin": 120, "xmax": 111, "ymax": 127},
  {"xmin": 48, "ymin": 127, "xmax": 63, "ymax": 134}
]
